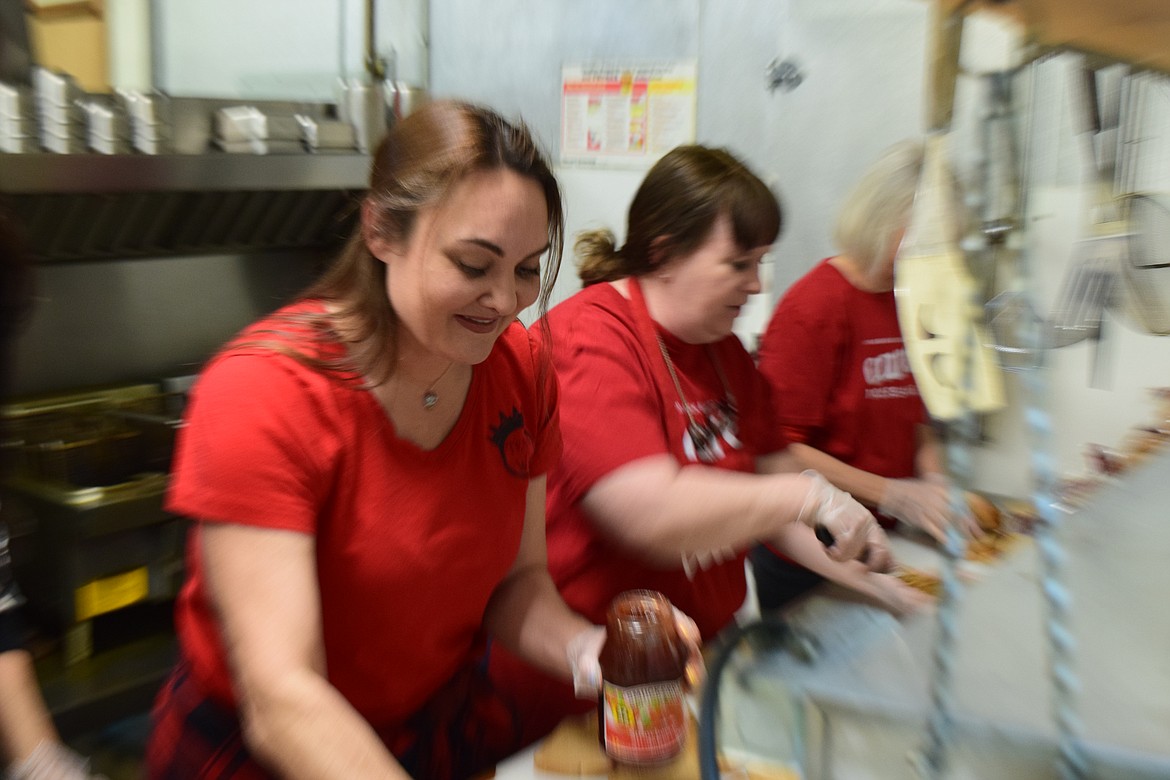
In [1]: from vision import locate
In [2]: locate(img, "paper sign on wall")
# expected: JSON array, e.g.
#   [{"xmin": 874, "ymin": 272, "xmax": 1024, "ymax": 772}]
[{"xmin": 560, "ymin": 62, "xmax": 697, "ymax": 168}]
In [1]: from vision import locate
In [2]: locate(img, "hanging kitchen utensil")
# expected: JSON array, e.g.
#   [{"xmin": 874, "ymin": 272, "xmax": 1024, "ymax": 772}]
[
  {"xmin": 903, "ymin": 6, "xmax": 1004, "ymax": 777},
  {"xmin": 896, "ymin": 0, "xmax": 1005, "ymax": 423},
  {"xmin": 1047, "ymin": 252, "xmax": 1116, "ymax": 350},
  {"xmin": 1118, "ymin": 191, "xmax": 1170, "ymax": 334},
  {"xmin": 984, "ymin": 289, "xmax": 1045, "ymax": 370},
  {"xmin": 1040, "ymin": 65, "xmax": 1170, "ymax": 386},
  {"xmin": 1050, "ymin": 64, "xmax": 1129, "ymax": 386},
  {"xmin": 971, "ymin": 71, "xmax": 1023, "ymax": 298},
  {"xmin": 973, "ymin": 68, "xmax": 1044, "ymax": 372},
  {"xmin": 897, "ymin": 135, "xmax": 1007, "ymax": 422},
  {"xmin": 983, "ymin": 61, "xmax": 1151, "ymax": 385},
  {"xmin": 1110, "ymin": 71, "xmax": 1170, "ymax": 337}
]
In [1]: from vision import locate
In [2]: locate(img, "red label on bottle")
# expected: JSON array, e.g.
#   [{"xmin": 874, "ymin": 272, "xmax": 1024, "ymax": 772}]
[{"xmin": 601, "ymin": 679, "xmax": 686, "ymax": 764}]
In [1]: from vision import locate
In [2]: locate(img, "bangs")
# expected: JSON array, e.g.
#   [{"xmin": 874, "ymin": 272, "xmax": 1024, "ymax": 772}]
[{"xmin": 723, "ymin": 175, "xmax": 782, "ymax": 250}]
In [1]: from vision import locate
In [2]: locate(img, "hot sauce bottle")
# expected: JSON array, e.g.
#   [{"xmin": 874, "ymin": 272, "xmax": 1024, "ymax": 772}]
[{"xmin": 598, "ymin": 590, "xmax": 688, "ymax": 766}]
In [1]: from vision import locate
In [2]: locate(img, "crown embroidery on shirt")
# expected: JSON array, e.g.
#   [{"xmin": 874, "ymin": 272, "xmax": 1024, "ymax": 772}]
[{"xmin": 489, "ymin": 407, "xmax": 530, "ymax": 478}]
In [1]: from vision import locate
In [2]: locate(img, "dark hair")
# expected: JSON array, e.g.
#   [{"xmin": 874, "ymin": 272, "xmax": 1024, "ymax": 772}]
[
  {"xmin": 253, "ymin": 99, "xmax": 564, "ymax": 385},
  {"xmin": 576, "ymin": 145, "xmax": 781, "ymax": 286}
]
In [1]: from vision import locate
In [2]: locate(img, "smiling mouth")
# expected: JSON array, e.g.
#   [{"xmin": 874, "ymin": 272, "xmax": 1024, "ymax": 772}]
[{"xmin": 457, "ymin": 314, "xmax": 499, "ymax": 333}]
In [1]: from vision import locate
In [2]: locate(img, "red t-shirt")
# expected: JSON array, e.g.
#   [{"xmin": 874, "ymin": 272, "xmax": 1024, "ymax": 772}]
[
  {"xmin": 542, "ymin": 281, "xmax": 787, "ymax": 637},
  {"xmin": 164, "ymin": 301, "xmax": 560, "ymax": 734},
  {"xmin": 757, "ymin": 259, "xmax": 925, "ymax": 499},
  {"xmin": 489, "ymin": 281, "xmax": 787, "ymax": 745}
]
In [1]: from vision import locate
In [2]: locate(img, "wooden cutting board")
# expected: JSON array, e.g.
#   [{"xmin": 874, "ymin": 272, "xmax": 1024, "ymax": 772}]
[{"xmin": 530, "ymin": 712, "xmax": 798, "ymax": 779}]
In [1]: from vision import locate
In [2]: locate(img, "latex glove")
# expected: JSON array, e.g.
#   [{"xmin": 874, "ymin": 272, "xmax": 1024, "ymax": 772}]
[
  {"xmin": 796, "ymin": 470, "xmax": 876, "ymax": 563},
  {"xmin": 680, "ymin": 545, "xmax": 737, "ymax": 580},
  {"xmin": 565, "ymin": 608, "xmax": 706, "ymax": 699},
  {"xmin": 566, "ymin": 625, "xmax": 606, "ymax": 698},
  {"xmin": 5, "ymin": 741, "xmax": 105, "ymax": 780},
  {"xmin": 879, "ymin": 475, "xmax": 979, "ymax": 543},
  {"xmin": 862, "ymin": 522, "xmax": 894, "ymax": 574},
  {"xmin": 671, "ymin": 606, "xmax": 706, "ymax": 691},
  {"xmin": 859, "ymin": 571, "xmax": 936, "ymax": 618}
]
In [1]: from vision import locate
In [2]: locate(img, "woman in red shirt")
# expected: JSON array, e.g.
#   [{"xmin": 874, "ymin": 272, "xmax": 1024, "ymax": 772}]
[
  {"xmin": 753, "ymin": 140, "xmax": 980, "ymax": 613},
  {"xmin": 146, "ymin": 101, "xmax": 604, "ymax": 780},
  {"xmin": 489, "ymin": 145, "xmax": 884, "ymax": 749}
]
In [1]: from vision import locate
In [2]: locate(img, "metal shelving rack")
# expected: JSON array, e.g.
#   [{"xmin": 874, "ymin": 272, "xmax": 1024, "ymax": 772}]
[
  {"xmin": 0, "ymin": 151, "xmax": 371, "ymax": 194},
  {"xmin": 0, "ymin": 151, "xmax": 370, "ymax": 262}
]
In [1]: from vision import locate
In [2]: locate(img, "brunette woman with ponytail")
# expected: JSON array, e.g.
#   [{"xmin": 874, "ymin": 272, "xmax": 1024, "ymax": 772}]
[{"xmin": 488, "ymin": 145, "xmax": 885, "ymax": 749}]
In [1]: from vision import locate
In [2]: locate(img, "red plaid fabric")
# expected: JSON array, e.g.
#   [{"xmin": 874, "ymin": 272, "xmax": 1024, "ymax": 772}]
[
  {"xmin": 145, "ymin": 656, "xmax": 522, "ymax": 779},
  {"xmin": 145, "ymin": 662, "xmax": 271, "ymax": 779}
]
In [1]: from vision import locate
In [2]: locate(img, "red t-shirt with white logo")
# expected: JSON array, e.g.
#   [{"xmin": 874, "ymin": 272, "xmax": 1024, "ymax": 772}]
[
  {"xmin": 542, "ymin": 281, "xmax": 786, "ymax": 636},
  {"xmin": 757, "ymin": 259, "xmax": 925, "ymax": 506},
  {"xmin": 488, "ymin": 281, "xmax": 788, "ymax": 747}
]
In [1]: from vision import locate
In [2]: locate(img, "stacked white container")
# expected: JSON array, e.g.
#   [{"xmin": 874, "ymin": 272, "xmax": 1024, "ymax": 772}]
[
  {"xmin": 213, "ymin": 105, "xmax": 304, "ymax": 155},
  {"xmin": 0, "ymin": 83, "xmax": 36, "ymax": 154},
  {"xmin": 80, "ymin": 97, "xmax": 132, "ymax": 155},
  {"xmin": 119, "ymin": 89, "xmax": 172, "ymax": 154},
  {"xmin": 295, "ymin": 114, "xmax": 356, "ymax": 154},
  {"xmin": 32, "ymin": 67, "xmax": 87, "ymax": 154}
]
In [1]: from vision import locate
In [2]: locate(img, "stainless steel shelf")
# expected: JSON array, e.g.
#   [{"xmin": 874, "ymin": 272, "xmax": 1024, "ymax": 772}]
[
  {"xmin": 0, "ymin": 151, "xmax": 372, "ymax": 194},
  {"xmin": 0, "ymin": 152, "xmax": 366, "ymax": 260}
]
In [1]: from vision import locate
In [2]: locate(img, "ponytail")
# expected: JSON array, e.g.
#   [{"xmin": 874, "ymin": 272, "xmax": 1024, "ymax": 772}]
[{"xmin": 575, "ymin": 228, "xmax": 627, "ymax": 286}]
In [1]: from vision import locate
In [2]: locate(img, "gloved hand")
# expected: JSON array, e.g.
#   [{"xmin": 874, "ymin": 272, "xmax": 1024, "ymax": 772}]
[
  {"xmin": 796, "ymin": 470, "xmax": 877, "ymax": 563},
  {"xmin": 5, "ymin": 740, "xmax": 106, "ymax": 780},
  {"xmin": 862, "ymin": 522, "xmax": 894, "ymax": 574},
  {"xmin": 879, "ymin": 475, "xmax": 979, "ymax": 544},
  {"xmin": 671, "ymin": 606, "xmax": 705, "ymax": 690},
  {"xmin": 680, "ymin": 546, "xmax": 737, "ymax": 580},
  {"xmin": 566, "ymin": 625, "xmax": 606, "ymax": 698},
  {"xmin": 565, "ymin": 608, "xmax": 705, "ymax": 699}
]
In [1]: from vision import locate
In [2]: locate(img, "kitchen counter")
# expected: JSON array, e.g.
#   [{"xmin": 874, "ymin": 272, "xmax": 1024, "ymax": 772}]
[
  {"xmin": 497, "ymin": 455, "xmax": 1170, "ymax": 778},
  {"xmin": 722, "ymin": 457, "xmax": 1170, "ymax": 779}
]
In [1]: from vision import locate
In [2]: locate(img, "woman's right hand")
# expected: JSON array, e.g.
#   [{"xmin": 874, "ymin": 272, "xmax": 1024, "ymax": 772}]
[
  {"xmin": 565, "ymin": 607, "xmax": 705, "ymax": 699},
  {"xmin": 796, "ymin": 470, "xmax": 878, "ymax": 564},
  {"xmin": 7, "ymin": 740, "xmax": 105, "ymax": 780},
  {"xmin": 878, "ymin": 476, "xmax": 981, "ymax": 543}
]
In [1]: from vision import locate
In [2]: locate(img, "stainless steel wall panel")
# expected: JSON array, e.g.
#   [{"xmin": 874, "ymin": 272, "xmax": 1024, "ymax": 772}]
[{"xmin": 7, "ymin": 250, "xmax": 326, "ymax": 396}]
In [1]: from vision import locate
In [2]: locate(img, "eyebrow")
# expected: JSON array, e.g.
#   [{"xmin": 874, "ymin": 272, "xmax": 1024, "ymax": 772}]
[{"xmin": 458, "ymin": 237, "xmax": 550, "ymax": 261}]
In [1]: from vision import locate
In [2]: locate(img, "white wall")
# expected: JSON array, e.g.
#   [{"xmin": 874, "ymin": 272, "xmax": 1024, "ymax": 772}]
[
  {"xmin": 147, "ymin": 0, "xmax": 1170, "ymax": 495},
  {"xmin": 107, "ymin": 0, "xmax": 152, "ymax": 90},
  {"xmin": 544, "ymin": 166, "xmax": 644, "ymax": 311},
  {"xmin": 153, "ymin": 0, "xmax": 428, "ymax": 99},
  {"xmin": 428, "ymin": 0, "xmax": 1170, "ymax": 495}
]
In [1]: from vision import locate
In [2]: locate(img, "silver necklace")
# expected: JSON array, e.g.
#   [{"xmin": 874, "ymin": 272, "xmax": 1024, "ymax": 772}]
[
  {"xmin": 654, "ymin": 333, "xmax": 737, "ymax": 463},
  {"xmin": 421, "ymin": 362, "xmax": 454, "ymax": 410}
]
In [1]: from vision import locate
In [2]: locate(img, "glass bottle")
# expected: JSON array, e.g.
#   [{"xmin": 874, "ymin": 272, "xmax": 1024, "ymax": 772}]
[{"xmin": 598, "ymin": 589, "xmax": 688, "ymax": 766}]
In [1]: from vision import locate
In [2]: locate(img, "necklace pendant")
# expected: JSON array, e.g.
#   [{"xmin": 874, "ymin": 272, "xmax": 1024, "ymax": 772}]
[
  {"xmin": 688, "ymin": 421, "xmax": 718, "ymax": 463},
  {"xmin": 422, "ymin": 391, "xmax": 439, "ymax": 409}
]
